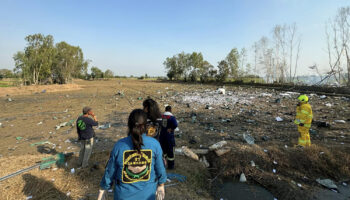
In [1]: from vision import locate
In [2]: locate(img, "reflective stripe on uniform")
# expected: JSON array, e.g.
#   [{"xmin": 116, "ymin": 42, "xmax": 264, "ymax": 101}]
[
  {"xmin": 301, "ymin": 110, "xmax": 313, "ymax": 118},
  {"xmin": 298, "ymin": 138, "xmax": 306, "ymax": 145}
]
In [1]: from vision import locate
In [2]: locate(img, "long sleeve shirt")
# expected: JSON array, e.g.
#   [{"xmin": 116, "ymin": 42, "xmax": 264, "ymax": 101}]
[{"xmin": 100, "ymin": 134, "xmax": 167, "ymax": 200}]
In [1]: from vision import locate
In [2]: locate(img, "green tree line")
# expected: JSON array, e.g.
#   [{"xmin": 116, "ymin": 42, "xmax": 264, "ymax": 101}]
[
  {"xmin": 10, "ymin": 33, "xmax": 114, "ymax": 84},
  {"xmin": 164, "ymin": 48, "xmax": 253, "ymax": 83}
]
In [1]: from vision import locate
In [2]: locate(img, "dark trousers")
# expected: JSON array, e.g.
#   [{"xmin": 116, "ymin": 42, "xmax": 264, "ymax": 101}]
[{"xmin": 160, "ymin": 131, "xmax": 175, "ymax": 169}]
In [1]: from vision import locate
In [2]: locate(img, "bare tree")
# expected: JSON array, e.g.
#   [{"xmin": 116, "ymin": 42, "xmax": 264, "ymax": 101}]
[{"xmin": 325, "ymin": 6, "xmax": 350, "ymax": 86}]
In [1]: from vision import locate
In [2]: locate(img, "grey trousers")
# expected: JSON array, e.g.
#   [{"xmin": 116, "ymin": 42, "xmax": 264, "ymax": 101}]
[{"xmin": 78, "ymin": 137, "xmax": 94, "ymax": 167}]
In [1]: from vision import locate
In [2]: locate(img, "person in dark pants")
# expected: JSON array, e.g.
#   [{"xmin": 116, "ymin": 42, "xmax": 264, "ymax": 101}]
[
  {"xmin": 160, "ymin": 106, "xmax": 178, "ymax": 169},
  {"xmin": 76, "ymin": 106, "xmax": 98, "ymax": 167}
]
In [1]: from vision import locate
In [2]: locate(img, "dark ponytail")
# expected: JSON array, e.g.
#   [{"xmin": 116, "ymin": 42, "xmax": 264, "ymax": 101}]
[
  {"xmin": 128, "ymin": 109, "xmax": 147, "ymax": 153},
  {"xmin": 143, "ymin": 98, "xmax": 161, "ymax": 123}
]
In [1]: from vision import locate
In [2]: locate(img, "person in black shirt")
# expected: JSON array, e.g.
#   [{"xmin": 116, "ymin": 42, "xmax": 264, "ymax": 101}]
[
  {"xmin": 76, "ymin": 106, "xmax": 98, "ymax": 167},
  {"xmin": 143, "ymin": 98, "xmax": 162, "ymax": 140}
]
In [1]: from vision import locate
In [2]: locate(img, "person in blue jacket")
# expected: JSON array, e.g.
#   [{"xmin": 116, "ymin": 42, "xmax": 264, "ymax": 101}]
[
  {"xmin": 98, "ymin": 109, "xmax": 167, "ymax": 200},
  {"xmin": 160, "ymin": 106, "xmax": 178, "ymax": 169}
]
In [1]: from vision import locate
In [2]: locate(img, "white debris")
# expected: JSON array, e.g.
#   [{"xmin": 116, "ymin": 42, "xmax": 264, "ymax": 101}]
[
  {"xmin": 200, "ymin": 156, "xmax": 210, "ymax": 168},
  {"xmin": 250, "ymin": 160, "xmax": 256, "ymax": 167},
  {"xmin": 260, "ymin": 93, "xmax": 272, "ymax": 97},
  {"xmin": 209, "ymin": 141, "xmax": 227, "ymax": 151},
  {"xmin": 273, "ymin": 169, "xmax": 276, "ymax": 173},
  {"xmin": 297, "ymin": 183, "xmax": 302, "ymax": 188},
  {"xmin": 273, "ymin": 161, "xmax": 278, "ymax": 165},
  {"xmin": 343, "ymin": 182, "xmax": 347, "ymax": 186},
  {"xmin": 320, "ymin": 95, "xmax": 327, "ymax": 99},
  {"xmin": 264, "ymin": 149, "xmax": 268, "ymax": 153},
  {"xmin": 239, "ymin": 173, "xmax": 247, "ymax": 182},
  {"xmin": 7, "ymin": 98, "xmax": 12, "ymax": 102},
  {"xmin": 243, "ymin": 133, "xmax": 255, "ymax": 145},
  {"xmin": 66, "ymin": 192, "xmax": 71, "ymax": 196},
  {"xmin": 316, "ymin": 178, "xmax": 338, "ymax": 189},
  {"xmin": 275, "ymin": 117, "xmax": 283, "ymax": 122},
  {"xmin": 65, "ymin": 139, "xmax": 71, "ymax": 143},
  {"xmin": 70, "ymin": 168, "xmax": 75, "ymax": 174},
  {"xmin": 284, "ymin": 145, "xmax": 288, "ymax": 148},
  {"xmin": 180, "ymin": 90, "xmax": 252, "ymax": 107},
  {"xmin": 325, "ymin": 103, "xmax": 332, "ymax": 107},
  {"xmin": 26, "ymin": 196, "xmax": 33, "ymax": 200},
  {"xmin": 37, "ymin": 122, "xmax": 43, "ymax": 125},
  {"xmin": 334, "ymin": 120, "xmax": 346, "ymax": 124},
  {"xmin": 108, "ymin": 189, "xmax": 113, "ymax": 193},
  {"xmin": 217, "ymin": 88, "xmax": 226, "ymax": 95}
]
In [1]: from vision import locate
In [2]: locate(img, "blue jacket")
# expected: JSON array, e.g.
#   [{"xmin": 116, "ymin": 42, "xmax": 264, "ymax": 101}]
[
  {"xmin": 100, "ymin": 134, "xmax": 167, "ymax": 200},
  {"xmin": 161, "ymin": 112, "xmax": 178, "ymax": 133}
]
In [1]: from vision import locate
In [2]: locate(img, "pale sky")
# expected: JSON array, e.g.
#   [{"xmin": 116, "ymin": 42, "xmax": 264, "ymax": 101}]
[{"xmin": 0, "ymin": 0, "xmax": 349, "ymax": 76}]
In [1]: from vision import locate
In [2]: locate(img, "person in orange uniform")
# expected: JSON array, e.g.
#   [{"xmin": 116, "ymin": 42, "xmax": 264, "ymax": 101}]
[{"xmin": 294, "ymin": 95, "xmax": 313, "ymax": 147}]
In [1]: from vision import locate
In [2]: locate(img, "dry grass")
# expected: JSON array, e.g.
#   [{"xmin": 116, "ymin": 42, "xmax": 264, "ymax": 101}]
[
  {"xmin": 0, "ymin": 83, "xmax": 82, "ymax": 97},
  {"xmin": 209, "ymin": 143, "xmax": 350, "ymax": 200}
]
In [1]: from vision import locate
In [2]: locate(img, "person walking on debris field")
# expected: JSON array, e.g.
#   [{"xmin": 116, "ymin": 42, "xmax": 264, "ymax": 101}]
[
  {"xmin": 76, "ymin": 106, "xmax": 99, "ymax": 167},
  {"xmin": 143, "ymin": 98, "xmax": 163, "ymax": 140},
  {"xmin": 98, "ymin": 109, "xmax": 167, "ymax": 200},
  {"xmin": 294, "ymin": 95, "xmax": 313, "ymax": 147},
  {"xmin": 160, "ymin": 106, "xmax": 178, "ymax": 169}
]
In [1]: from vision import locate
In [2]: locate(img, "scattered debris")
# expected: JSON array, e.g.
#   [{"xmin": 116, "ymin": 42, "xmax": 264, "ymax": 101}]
[
  {"xmin": 334, "ymin": 120, "xmax": 346, "ymax": 124},
  {"xmin": 273, "ymin": 169, "xmax": 277, "ymax": 173},
  {"xmin": 325, "ymin": 103, "xmax": 332, "ymax": 107},
  {"xmin": 316, "ymin": 179, "xmax": 338, "ymax": 189},
  {"xmin": 316, "ymin": 121, "xmax": 331, "ymax": 128},
  {"xmin": 239, "ymin": 173, "xmax": 247, "ymax": 182},
  {"xmin": 166, "ymin": 173, "xmax": 187, "ymax": 182},
  {"xmin": 217, "ymin": 88, "xmax": 226, "ymax": 95},
  {"xmin": 182, "ymin": 146, "xmax": 199, "ymax": 161},
  {"xmin": 309, "ymin": 129, "xmax": 317, "ymax": 135},
  {"xmin": 243, "ymin": 133, "xmax": 255, "ymax": 145},
  {"xmin": 261, "ymin": 135, "xmax": 269, "ymax": 141},
  {"xmin": 37, "ymin": 121, "xmax": 43, "ymax": 125},
  {"xmin": 200, "ymin": 156, "xmax": 210, "ymax": 167},
  {"xmin": 320, "ymin": 95, "xmax": 327, "ymax": 99},
  {"xmin": 30, "ymin": 140, "xmax": 53, "ymax": 147},
  {"xmin": 275, "ymin": 117, "xmax": 283, "ymax": 122},
  {"xmin": 250, "ymin": 160, "xmax": 256, "ymax": 167},
  {"xmin": 215, "ymin": 147, "xmax": 231, "ymax": 156},
  {"xmin": 56, "ymin": 120, "xmax": 74, "ymax": 130},
  {"xmin": 209, "ymin": 141, "xmax": 227, "ymax": 151},
  {"xmin": 98, "ymin": 122, "xmax": 111, "ymax": 130},
  {"xmin": 70, "ymin": 168, "xmax": 75, "ymax": 174},
  {"xmin": 205, "ymin": 105, "xmax": 213, "ymax": 110},
  {"xmin": 26, "ymin": 196, "xmax": 33, "ymax": 200},
  {"xmin": 246, "ymin": 119, "xmax": 256, "ymax": 123},
  {"xmin": 16, "ymin": 137, "xmax": 23, "ymax": 140}
]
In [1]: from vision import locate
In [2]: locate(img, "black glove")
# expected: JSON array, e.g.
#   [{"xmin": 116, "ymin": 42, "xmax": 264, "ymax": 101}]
[{"xmin": 299, "ymin": 123, "xmax": 304, "ymax": 127}]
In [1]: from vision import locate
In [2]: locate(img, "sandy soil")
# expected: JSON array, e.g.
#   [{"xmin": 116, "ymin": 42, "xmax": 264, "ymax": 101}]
[{"xmin": 0, "ymin": 79, "xmax": 349, "ymax": 200}]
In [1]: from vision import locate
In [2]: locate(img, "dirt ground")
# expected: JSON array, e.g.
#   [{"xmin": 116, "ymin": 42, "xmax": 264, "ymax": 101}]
[{"xmin": 0, "ymin": 79, "xmax": 349, "ymax": 200}]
